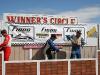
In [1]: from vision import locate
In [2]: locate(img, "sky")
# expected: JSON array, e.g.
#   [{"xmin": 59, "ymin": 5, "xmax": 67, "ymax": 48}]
[{"xmin": 0, "ymin": 0, "xmax": 100, "ymax": 24}]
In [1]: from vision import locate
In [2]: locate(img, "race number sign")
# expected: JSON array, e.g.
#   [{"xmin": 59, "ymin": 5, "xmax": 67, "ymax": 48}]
[{"xmin": 8, "ymin": 25, "xmax": 34, "ymax": 43}]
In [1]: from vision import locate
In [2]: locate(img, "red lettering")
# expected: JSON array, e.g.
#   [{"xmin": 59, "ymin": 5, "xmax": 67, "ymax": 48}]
[
  {"xmin": 70, "ymin": 19, "xmax": 75, "ymax": 24},
  {"xmin": 7, "ymin": 16, "xmax": 16, "ymax": 23},
  {"xmin": 62, "ymin": 18, "xmax": 68, "ymax": 24},
  {"xmin": 19, "ymin": 17, "xmax": 25, "ymax": 24},
  {"xmin": 26, "ymin": 17, "xmax": 31, "ymax": 24},
  {"xmin": 57, "ymin": 18, "xmax": 62, "ymax": 24},
  {"xmin": 6, "ymin": 15, "xmax": 77, "ymax": 25},
  {"xmin": 17, "ymin": 16, "xmax": 20, "ymax": 23},
  {"xmin": 50, "ymin": 18, "xmax": 55, "ymax": 24},
  {"xmin": 55, "ymin": 18, "xmax": 57, "ymax": 24},
  {"xmin": 36, "ymin": 17, "xmax": 41, "ymax": 24},
  {"xmin": 43, "ymin": 17, "xmax": 47, "ymax": 24},
  {"xmin": 31, "ymin": 17, "xmax": 36, "ymax": 24}
]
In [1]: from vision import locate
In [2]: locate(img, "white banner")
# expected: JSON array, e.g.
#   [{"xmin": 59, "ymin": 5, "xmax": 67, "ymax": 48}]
[
  {"xmin": 86, "ymin": 24, "xmax": 98, "ymax": 46},
  {"xmin": 8, "ymin": 25, "xmax": 35, "ymax": 43},
  {"xmin": 3, "ymin": 13, "xmax": 98, "ymax": 46},
  {"xmin": 34, "ymin": 25, "xmax": 63, "ymax": 43},
  {"xmin": 63, "ymin": 26, "xmax": 86, "ymax": 41},
  {"xmin": 3, "ymin": 24, "xmax": 88, "ymax": 44}
]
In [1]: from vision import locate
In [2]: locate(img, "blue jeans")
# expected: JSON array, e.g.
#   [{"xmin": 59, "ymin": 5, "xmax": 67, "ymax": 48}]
[{"xmin": 70, "ymin": 46, "xmax": 81, "ymax": 59}]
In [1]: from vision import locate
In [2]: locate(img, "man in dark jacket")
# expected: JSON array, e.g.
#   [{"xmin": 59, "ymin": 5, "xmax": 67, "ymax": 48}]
[{"xmin": 44, "ymin": 34, "xmax": 59, "ymax": 59}]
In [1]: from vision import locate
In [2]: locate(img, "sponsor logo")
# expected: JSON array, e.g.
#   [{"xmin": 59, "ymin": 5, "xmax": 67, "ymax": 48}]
[
  {"xmin": 16, "ymin": 28, "xmax": 31, "ymax": 32},
  {"xmin": 41, "ymin": 27, "xmax": 57, "ymax": 33},
  {"xmin": 87, "ymin": 26, "xmax": 97, "ymax": 37},
  {"xmin": 36, "ymin": 33, "xmax": 49, "ymax": 38},
  {"xmin": 65, "ymin": 27, "xmax": 82, "ymax": 33}
]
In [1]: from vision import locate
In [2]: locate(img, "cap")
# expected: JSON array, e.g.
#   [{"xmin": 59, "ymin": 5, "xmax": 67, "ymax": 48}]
[
  {"xmin": 1, "ymin": 29, "xmax": 7, "ymax": 34},
  {"xmin": 76, "ymin": 31, "xmax": 82, "ymax": 34},
  {"xmin": 51, "ymin": 34, "xmax": 57, "ymax": 39}
]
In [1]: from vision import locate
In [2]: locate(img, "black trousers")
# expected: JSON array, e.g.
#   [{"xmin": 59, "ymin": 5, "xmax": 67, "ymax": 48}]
[{"xmin": 46, "ymin": 49, "xmax": 52, "ymax": 59}]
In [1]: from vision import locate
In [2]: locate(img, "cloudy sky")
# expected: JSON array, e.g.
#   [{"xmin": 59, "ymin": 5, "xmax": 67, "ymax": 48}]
[{"xmin": 0, "ymin": 0, "xmax": 100, "ymax": 24}]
